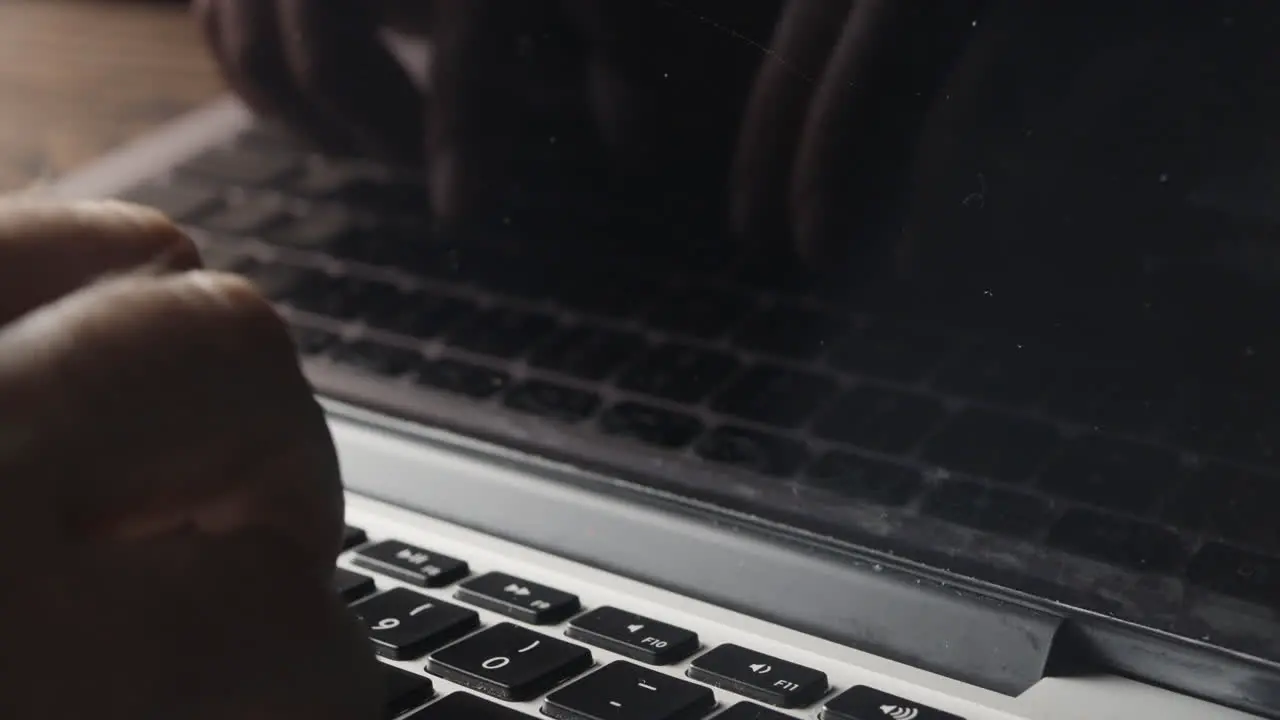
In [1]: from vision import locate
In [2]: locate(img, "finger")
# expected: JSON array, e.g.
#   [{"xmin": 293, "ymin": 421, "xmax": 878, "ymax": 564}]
[
  {"xmin": 277, "ymin": 0, "xmax": 426, "ymax": 165},
  {"xmin": 898, "ymin": 2, "xmax": 1024, "ymax": 284},
  {"xmin": 729, "ymin": 0, "xmax": 855, "ymax": 245},
  {"xmin": 790, "ymin": 0, "xmax": 986, "ymax": 265},
  {"xmin": 0, "ymin": 199, "xmax": 200, "ymax": 327},
  {"xmin": 0, "ymin": 270, "xmax": 343, "ymax": 567},
  {"xmin": 428, "ymin": 0, "xmax": 587, "ymax": 224},
  {"xmin": 193, "ymin": 0, "xmax": 358, "ymax": 155},
  {"xmin": 562, "ymin": 0, "xmax": 782, "ymax": 180},
  {"xmin": 15, "ymin": 532, "xmax": 381, "ymax": 720}
]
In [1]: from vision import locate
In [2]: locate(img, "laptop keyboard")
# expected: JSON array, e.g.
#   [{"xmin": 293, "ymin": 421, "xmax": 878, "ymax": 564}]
[
  {"xmin": 338, "ymin": 523, "xmax": 966, "ymax": 720},
  {"xmin": 116, "ymin": 123, "xmax": 1280, "ymax": 612}
]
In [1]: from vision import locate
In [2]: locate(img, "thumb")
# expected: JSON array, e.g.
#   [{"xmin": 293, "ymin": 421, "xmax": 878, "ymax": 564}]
[{"xmin": 11, "ymin": 530, "xmax": 382, "ymax": 720}]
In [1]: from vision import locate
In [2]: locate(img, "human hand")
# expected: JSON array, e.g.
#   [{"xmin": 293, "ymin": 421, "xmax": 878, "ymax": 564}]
[
  {"xmin": 194, "ymin": 0, "xmax": 599, "ymax": 225},
  {"xmin": 728, "ymin": 0, "xmax": 985, "ymax": 266},
  {"xmin": 0, "ymin": 200, "xmax": 381, "ymax": 720}
]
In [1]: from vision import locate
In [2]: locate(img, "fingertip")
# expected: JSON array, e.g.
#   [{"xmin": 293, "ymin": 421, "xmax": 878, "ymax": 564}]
[
  {"xmin": 0, "ymin": 198, "xmax": 203, "ymax": 325},
  {"xmin": 176, "ymin": 269, "xmax": 295, "ymax": 355}
]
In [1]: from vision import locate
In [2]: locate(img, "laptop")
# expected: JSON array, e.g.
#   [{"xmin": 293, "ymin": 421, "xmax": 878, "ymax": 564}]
[{"xmin": 46, "ymin": 3, "xmax": 1279, "ymax": 719}]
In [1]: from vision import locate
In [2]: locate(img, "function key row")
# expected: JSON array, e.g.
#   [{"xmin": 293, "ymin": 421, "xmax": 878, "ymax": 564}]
[{"xmin": 337, "ymin": 529, "xmax": 961, "ymax": 718}]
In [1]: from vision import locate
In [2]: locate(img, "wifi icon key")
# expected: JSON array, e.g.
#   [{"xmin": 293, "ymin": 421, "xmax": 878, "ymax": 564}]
[{"xmin": 822, "ymin": 686, "xmax": 964, "ymax": 720}]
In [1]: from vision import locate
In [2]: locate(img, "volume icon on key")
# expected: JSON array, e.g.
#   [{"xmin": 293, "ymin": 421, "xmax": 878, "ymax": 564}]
[{"xmin": 880, "ymin": 705, "xmax": 918, "ymax": 720}]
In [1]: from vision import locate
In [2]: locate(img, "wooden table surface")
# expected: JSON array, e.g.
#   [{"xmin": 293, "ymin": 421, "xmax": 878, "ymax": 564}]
[{"xmin": 0, "ymin": 0, "xmax": 224, "ymax": 195}]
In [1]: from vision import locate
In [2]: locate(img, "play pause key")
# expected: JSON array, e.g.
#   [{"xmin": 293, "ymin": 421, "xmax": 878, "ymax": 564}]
[
  {"xmin": 688, "ymin": 644, "xmax": 827, "ymax": 708},
  {"xmin": 353, "ymin": 540, "xmax": 469, "ymax": 588},
  {"xmin": 823, "ymin": 686, "xmax": 963, "ymax": 720}
]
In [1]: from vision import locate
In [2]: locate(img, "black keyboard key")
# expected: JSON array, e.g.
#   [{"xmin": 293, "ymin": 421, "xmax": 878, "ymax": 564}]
[
  {"xmin": 353, "ymin": 540, "xmax": 469, "ymax": 588},
  {"xmin": 647, "ymin": 286, "xmax": 752, "ymax": 339},
  {"xmin": 617, "ymin": 344, "xmax": 739, "ymax": 404},
  {"xmin": 1047, "ymin": 509, "xmax": 1185, "ymax": 573},
  {"xmin": 194, "ymin": 242, "xmax": 249, "ymax": 273},
  {"xmin": 504, "ymin": 381, "xmax": 601, "ymax": 423},
  {"xmin": 600, "ymin": 403, "xmax": 704, "ymax": 449},
  {"xmin": 336, "ymin": 568, "xmax": 377, "ymax": 603},
  {"xmin": 271, "ymin": 207, "xmax": 361, "ymax": 251},
  {"xmin": 292, "ymin": 326, "xmax": 339, "ymax": 357},
  {"xmin": 404, "ymin": 693, "xmax": 527, "ymax": 720},
  {"xmin": 731, "ymin": 251, "xmax": 813, "ymax": 293},
  {"xmin": 342, "ymin": 525, "xmax": 368, "ymax": 550},
  {"xmin": 920, "ymin": 409, "xmax": 1059, "ymax": 485},
  {"xmin": 813, "ymin": 386, "xmax": 946, "ymax": 455},
  {"xmin": 1211, "ymin": 398, "xmax": 1280, "ymax": 466},
  {"xmin": 1047, "ymin": 366, "xmax": 1175, "ymax": 435},
  {"xmin": 237, "ymin": 261, "xmax": 323, "ymax": 302},
  {"xmin": 530, "ymin": 326, "xmax": 647, "ymax": 381},
  {"xmin": 1166, "ymin": 387, "xmax": 1253, "ymax": 456},
  {"xmin": 922, "ymin": 481, "xmax": 1052, "ymax": 539},
  {"xmin": 1162, "ymin": 464, "xmax": 1280, "ymax": 550},
  {"xmin": 828, "ymin": 323, "xmax": 951, "ymax": 383},
  {"xmin": 555, "ymin": 274, "xmax": 657, "ymax": 319},
  {"xmin": 545, "ymin": 661, "xmax": 715, "ymax": 720},
  {"xmin": 1040, "ymin": 366, "xmax": 1116, "ymax": 426},
  {"xmin": 734, "ymin": 305, "xmax": 839, "ymax": 360},
  {"xmin": 932, "ymin": 338, "xmax": 1056, "ymax": 407},
  {"xmin": 353, "ymin": 589, "xmax": 480, "ymax": 660},
  {"xmin": 416, "ymin": 359, "xmax": 510, "ymax": 399},
  {"xmin": 285, "ymin": 274, "xmax": 377, "ymax": 320},
  {"xmin": 688, "ymin": 644, "xmax": 827, "ymax": 708},
  {"xmin": 1187, "ymin": 543, "xmax": 1280, "ymax": 605},
  {"xmin": 427, "ymin": 623, "xmax": 592, "ymax": 701},
  {"xmin": 804, "ymin": 452, "xmax": 922, "ymax": 507},
  {"xmin": 119, "ymin": 181, "xmax": 220, "ymax": 221},
  {"xmin": 567, "ymin": 607, "xmax": 699, "ymax": 665},
  {"xmin": 823, "ymin": 686, "xmax": 963, "ymax": 720},
  {"xmin": 715, "ymin": 702, "xmax": 797, "ymax": 720},
  {"xmin": 292, "ymin": 161, "xmax": 427, "ymax": 216},
  {"xmin": 1092, "ymin": 372, "xmax": 1178, "ymax": 435},
  {"xmin": 460, "ymin": 253, "xmax": 561, "ymax": 300},
  {"xmin": 695, "ymin": 426, "xmax": 809, "ymax": 477},
  {"xmin": 711, "ymin": 366, "xmax": 839, "ymax": 429},
  {"xmin": 1038, "ymin": 435, "xmax": 1176, "ymax": 514},
  {"xmin": 177, "ymin": 146, "xmax": 297, "ymax": 186},
  {"xmin": 331, "ymin": 341, "xmax": 420, "ymax": 378},
  {"xmin": 198, "ymin": 196, "xmax": 287, "ymax": 236},
  {"xmin": 235, "ymin": 122, "xmax": 313, "ymax": 153},
  {"xmin": 383, "ymin": 665, "xmax": 435, "ymax": 719},
  {"xmin": 364, "ymin": 289, "xmax": 473, "ymax": 340},
  {"xmin": 449, "ymin": 308, "xmax": 557, "ymax": 359},
  {"xmin": 456, "ymin": 572, "xmax": 581, "ymax": 624},
  {"xmin": 337, "ymin": 225, "xmax": 434, "ymax": 268}
]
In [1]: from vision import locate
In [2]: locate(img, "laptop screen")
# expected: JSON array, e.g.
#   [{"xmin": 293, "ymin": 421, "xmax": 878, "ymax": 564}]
[
  {"xmin": 385, "ymin": 0, "xmax": 1280, "ymax": 645},
  {"xmin": 147, "ymin": 0, "xmax": 1280, "ymax": 700},
  {"xmin": 324, "ymin": 0, "xmax": 1275, "ymax": 682},
  {"xmin": 425, "ymin": 6, "xmax": 1280, "ymax": 528}
]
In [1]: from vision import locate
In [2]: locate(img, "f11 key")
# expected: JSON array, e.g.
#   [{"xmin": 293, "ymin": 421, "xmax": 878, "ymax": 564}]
[
  {"xmin": 688, "ymin": 644, "xmax": 827, "ymax": 708},
  {"xmin": 456, "ymin": 572, "xmax": 580, "ymax": 624}
]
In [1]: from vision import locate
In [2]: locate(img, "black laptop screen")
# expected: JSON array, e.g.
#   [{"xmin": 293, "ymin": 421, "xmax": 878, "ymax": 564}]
[
  {"xmin": 158, "ymin": 0, "xmax": 1280, "ymax": 702},
  {"xmin": 397, "ymin": 0, "xmax": 1280, "ymax": 642},
  {"xmin": 432, "ymin": 2, "xmax": 1280, "ymax": 552}
]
